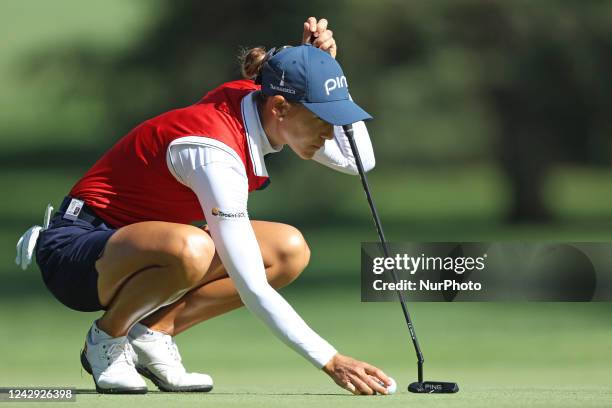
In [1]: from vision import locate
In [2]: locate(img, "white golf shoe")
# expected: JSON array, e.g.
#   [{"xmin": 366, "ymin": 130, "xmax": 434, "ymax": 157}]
[
  {"xmin": 128, "ymin": 323, "xmax": 213, "ymax": 392},
  {"xmin": 80, "ymin": 322, "xmax": 147, "ymax": 394}
]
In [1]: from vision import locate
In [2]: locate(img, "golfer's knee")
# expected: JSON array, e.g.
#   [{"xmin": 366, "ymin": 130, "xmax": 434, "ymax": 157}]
[
  {"xmin": 276, "ymin": 226, "xmax": 310, "ymax": 287},
  {"xmin": 175, "ymin": 231, "xmax": 215, "ymax": 286}
]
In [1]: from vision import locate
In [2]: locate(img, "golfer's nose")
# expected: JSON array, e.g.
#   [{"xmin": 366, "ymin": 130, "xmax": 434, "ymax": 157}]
[{"xmin": 321, "ymin": 131, "xmax": 333, "ymax": 140}]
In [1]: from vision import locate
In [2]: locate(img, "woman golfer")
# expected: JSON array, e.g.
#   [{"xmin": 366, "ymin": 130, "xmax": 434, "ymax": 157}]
[{"xmin": 16, "ymin": 17, "xmax": 392, "ymax": 395}]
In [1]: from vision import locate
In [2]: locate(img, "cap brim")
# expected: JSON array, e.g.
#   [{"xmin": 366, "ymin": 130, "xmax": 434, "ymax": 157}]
[{"xmin": 302, "ymin": 98, "xmax": 372, "ymax": 126}]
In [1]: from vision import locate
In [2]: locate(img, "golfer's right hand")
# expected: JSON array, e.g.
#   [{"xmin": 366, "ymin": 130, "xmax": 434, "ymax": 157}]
[
  {"xmin": 322, "ymin": 353, "xmax": 391, "ymax": 395},
  {"xmin": 302, "ymin": 17, "xmax": 337, "ymax": 58}
]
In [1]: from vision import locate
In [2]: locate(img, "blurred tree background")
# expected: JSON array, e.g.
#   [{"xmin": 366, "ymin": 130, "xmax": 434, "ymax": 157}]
[{"xmin": 2, "ymin": 0, "xmax": 612, "ymax": 295}]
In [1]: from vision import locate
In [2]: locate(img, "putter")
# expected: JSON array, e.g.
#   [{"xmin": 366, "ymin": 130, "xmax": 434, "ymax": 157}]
[{"xmin": 342, "ymin": 124, "xmax": 459, "ymax": 394}]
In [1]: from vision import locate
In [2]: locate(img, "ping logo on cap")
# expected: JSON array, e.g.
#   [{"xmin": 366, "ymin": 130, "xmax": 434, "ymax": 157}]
[
  {"xmin": 261, "ymin": 45, "xmax": 372, "ymax": 125},
  {"xmin": 324, "ymin": 76, "xmax": 348, "ymax": 96}
]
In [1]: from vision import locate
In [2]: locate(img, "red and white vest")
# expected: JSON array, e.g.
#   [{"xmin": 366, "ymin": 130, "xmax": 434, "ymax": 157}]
[{"xmin": 70, "ymin": 79, "xmax": 268, "ymax": 227}]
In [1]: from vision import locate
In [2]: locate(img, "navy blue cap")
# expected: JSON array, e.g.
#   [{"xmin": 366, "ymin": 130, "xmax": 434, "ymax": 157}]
[{"xmin": 259, "ymin": 44, "xmax": 372, "ymax": 126}]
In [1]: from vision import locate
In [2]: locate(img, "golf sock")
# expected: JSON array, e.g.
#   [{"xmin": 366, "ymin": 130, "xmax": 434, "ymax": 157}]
[
  {"xmin": 88, "ymin": 320, "xmax": 113, "ymax": 344},
  {"xmin": 128, "ymin": 322, "xmax": 166, "ymax": 341}
]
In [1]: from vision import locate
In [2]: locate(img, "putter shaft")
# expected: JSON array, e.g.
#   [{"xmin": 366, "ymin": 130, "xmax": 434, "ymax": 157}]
[{"xmin": 342, "ymin": 124, "xmax": 424, "ymax": 383}]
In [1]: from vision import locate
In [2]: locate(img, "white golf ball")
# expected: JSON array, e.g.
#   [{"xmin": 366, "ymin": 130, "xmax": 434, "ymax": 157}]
[
  {"xmin": 386, "ymin": 377, "xmax": 397, "ymax": 394},
  {"xmin": 373, "ymin": 376, "xmax": 397, "ymax": 394}
]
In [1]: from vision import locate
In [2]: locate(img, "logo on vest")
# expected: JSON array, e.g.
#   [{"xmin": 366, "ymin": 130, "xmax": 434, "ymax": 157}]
[
  {"xmin": 324, "ymin": 76, "xmax": 348, "ymax": 96},
  {"xmin": 211, "ymin": 207, "xmax": 248, "ymax": 219}
]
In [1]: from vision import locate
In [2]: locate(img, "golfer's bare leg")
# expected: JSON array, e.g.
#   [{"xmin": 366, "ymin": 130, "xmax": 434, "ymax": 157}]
[
  {"xmin": 140, "ymin": 220, "xmax": 309, "ymax": 335},
  {"xmin": 94, "ymin": 222, "xmax": 215, "ymax": 337}
]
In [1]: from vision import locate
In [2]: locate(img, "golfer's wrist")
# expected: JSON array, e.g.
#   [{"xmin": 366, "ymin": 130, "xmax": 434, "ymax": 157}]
[{"xmin": 322, "ymin": 353, "xmax": 341, "ymax": 374}]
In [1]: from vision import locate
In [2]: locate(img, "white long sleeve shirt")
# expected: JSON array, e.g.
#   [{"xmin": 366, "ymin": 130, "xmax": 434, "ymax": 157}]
[{"xmin": 166, "ymin": 91, "xmax": 375, "ymax": 368}]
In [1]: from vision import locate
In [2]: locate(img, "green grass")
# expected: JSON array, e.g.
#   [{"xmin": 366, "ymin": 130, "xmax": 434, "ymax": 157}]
[{"xmin": 0, "ymin": 294, "xmax": 610, "ymax": 407}]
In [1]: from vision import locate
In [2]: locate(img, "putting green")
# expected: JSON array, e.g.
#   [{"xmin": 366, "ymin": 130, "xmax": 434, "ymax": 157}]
[{"xmin": 1, "ymin": 289, "xmax": 610, "ymax": 407}]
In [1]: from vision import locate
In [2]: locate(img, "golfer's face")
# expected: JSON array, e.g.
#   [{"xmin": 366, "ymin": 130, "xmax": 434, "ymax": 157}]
[{"xmin": 283, "ymin": 104, "xmax": 334, "ymax": 159}]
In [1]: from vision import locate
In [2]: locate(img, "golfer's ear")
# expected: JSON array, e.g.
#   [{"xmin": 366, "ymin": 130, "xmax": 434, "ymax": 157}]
[{"xmin": 270, "ymin": 95, "xmax": 290, "ymax": 119}]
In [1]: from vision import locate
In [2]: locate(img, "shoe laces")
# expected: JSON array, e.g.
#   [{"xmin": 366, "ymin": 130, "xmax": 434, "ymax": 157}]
[
  {"xmin": 105, "ymin": 340, "xmax": 136, "ymax": 367},
  {"xmin": 165, "ymin": 337, "xmax": 182, "ymax": 363}
]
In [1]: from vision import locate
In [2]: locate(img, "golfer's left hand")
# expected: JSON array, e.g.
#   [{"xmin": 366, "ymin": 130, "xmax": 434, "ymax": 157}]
[{"xmin": 302, "ymin": 17, "xmax": 337, "ymax": 59}]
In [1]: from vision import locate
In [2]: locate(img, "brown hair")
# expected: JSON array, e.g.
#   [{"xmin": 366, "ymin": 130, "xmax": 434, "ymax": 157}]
[{"xmin": 239, "ymin": 46, "xmax": 267, "ymax": 80}]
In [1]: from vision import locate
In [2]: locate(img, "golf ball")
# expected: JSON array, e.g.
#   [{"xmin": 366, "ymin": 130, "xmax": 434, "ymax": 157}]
[
  {"xmin": 373, "ymin": 376, "xmax": 397, "ymax": 394},
  {"xmin": 386, "ymin": 377, "xmax": 397, "ymax": 394}
]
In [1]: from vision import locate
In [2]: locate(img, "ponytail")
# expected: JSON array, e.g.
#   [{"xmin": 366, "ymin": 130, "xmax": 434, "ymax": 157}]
[{"xmin": 239, "ymin": 46, "xmax": 267, "ymax": 80}]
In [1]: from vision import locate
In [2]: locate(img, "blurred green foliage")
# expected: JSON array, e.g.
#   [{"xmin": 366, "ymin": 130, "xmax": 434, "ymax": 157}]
[
  {"xmin": 1, "ymin": 1, "xmax": 612, "ymax": 287},
  {"xmin": 2, "ymin": 0, "xmax": 611, "ymax": 222}
]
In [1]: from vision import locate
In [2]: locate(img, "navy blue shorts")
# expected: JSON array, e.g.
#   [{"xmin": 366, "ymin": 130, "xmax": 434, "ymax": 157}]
[{"xmin": 35, "ymin": 202, "xmax": 116, "ymax": 312}]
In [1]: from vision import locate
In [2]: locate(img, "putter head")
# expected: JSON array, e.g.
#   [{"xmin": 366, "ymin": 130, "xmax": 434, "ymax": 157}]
[{"xmin": 408, "ymin": 381, "xmax": 459, "ymax": 394}]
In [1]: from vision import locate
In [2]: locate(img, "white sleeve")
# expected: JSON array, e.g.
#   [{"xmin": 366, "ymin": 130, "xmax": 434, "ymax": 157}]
[
  {"xmin": 167, "ymin": 142, "xmax": 338, "ymax": 368},
  {"xmin": 312, "ymin": 120, "xmax": 375, "ymax": 175}
]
